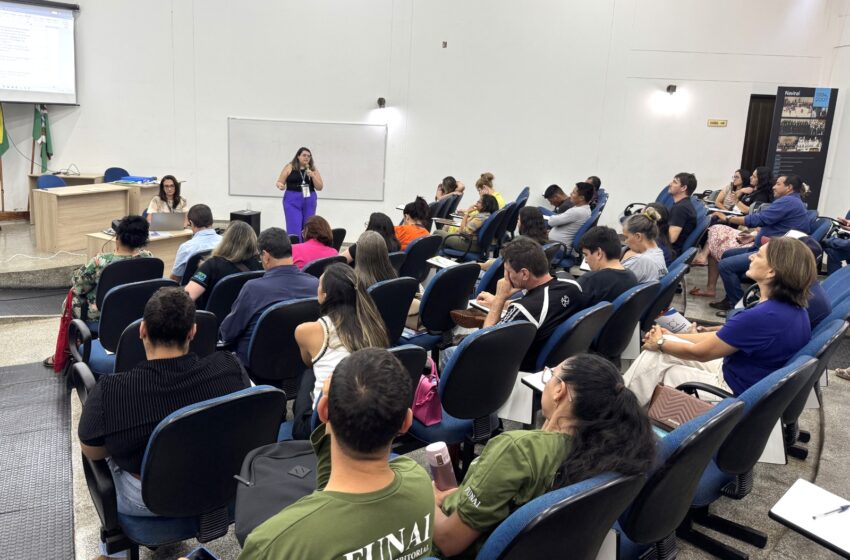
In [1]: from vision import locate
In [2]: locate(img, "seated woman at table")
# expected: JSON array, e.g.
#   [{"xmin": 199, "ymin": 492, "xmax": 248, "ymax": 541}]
[
  {"xmin": 44, "ymin": 215, "xmax": 152, "ymax": 368},
  {"xmin": 622, "ymin": 237, "xmax": 815, "ymax": 406},
  {"xmin": 146, "ymin": 174, "xmax": 187, "ymax": 223},
  {"xmin": 342, "ymin": 212, "xmax": 401, "ymax": 263},
  {"xmin": 394, "ymin": 196, "xmax": 431, "ymax": 250},
  {"xmin": 433, "ymin": 353, "xmax": 656, "ymax": 558},
  {"xmin": 184, "ymin": 221, "xmax": 261, "ymax": 308},
  {"xmin": 291, "ymin": 215, "xmax": 339, "ymax": 269},
  {"xmin": 435, "ymin": 194, "xmax": 498, "ymax": 252}
]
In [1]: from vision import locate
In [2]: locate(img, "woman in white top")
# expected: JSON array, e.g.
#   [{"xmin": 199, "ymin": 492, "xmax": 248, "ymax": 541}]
[
  {"xmin": 293, "ymin": 263, "xmax": 389, "ymax": 436},
  {"xmin": 621, "ymin": 209, "xmax": 668, "ymax": 283},
  {"xmin": 146, "ymin": 174, "xmax": 187, "ymax": 222}
]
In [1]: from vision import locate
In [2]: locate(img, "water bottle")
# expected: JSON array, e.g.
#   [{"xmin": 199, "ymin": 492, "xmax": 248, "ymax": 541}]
[{"xmin": 425, "ymin": 442, "xmax": 458, "ymax": 491}]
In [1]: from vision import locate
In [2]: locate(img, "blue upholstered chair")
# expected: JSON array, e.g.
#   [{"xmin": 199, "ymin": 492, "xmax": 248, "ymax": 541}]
[
  {"xmin": 204, "ymin": 270, "xmax": 264, "ymax": 330},
  {"xmin": 822, "ymin": 264, "xmax": 850, "ymax": 300},
  {"xmin": 590, "ymin": 281, "xmax": 659, "ymax": 366},
  {"xmin": 555, "ymin": 198, "xmax": 607, "ymax": 270},
  {"xmin": 475, "ymin": 257, "xmax": 503, "ymax": 297},
  {"xmin": 36, "ymin": 174, "xmax": 66, "ymax": 188},
  {"xmin": 103, "ymin": 167, "xmax": 130, "ymax": 183},
  {"xmin": 534, "ymin": 302, "xmax": 614, "ymax": 370},
  {"xmin": 615, "ymin": 398, "xmax": 745, "ymax": 560},
  {"xmin": 622, "ymin": 185, "xmax": 673, "ymax": 218},
  {"xmin": 409, "ymin": 322, "xmax": 537, "ymax": 475},
  {"xmin": 476, "ymin": 472, "xmax": 645, "ymax": 560},
  {"xmin": 676, "ymin": 356, "xmax": 817, "ymax": 560},
  {"xmin": 399, "ymin": 234, "xmax": 442, "ymax": 283},
  {"xmin": 639, "ymin": 263, "xmax": 687, "ymax": 332},
  {"xmin": 440, "ymin": 205, "xmax": 510, "ymax": 262},
  {"xmin": 302, "ymin": 255, "xmax": 346, "ymax": 278},
  {"xmin": 112, "ymin": 311, "xmax": 219, "ymax": 373},
  {"xmin": 388, "ymin": 250, "xmax": 406, "ymax": 273},
  {"xmin": 368, "ymin": 276, "xmax": 418, "ymax": 344}
]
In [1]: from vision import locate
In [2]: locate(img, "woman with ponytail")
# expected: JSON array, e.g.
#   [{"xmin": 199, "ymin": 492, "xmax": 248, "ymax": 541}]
[
  {"xmin": 395, "ymin": 196, "xmax": 431, "ymax": 250},
  {"xmin": 621, "ymin": 210, "xmax": 668, "ymax": 283},
  {"xmin": 433, "ymin": 354, "xmax": 656, "ymax": 558},
  {"xmin": 292, "ymin": 263, "xmax": 389, "ymax": 438}
]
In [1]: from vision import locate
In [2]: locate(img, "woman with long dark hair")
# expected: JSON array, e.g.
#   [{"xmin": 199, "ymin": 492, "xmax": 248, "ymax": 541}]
[
  {"xmin": 342, "ymin": 212, "xmax": 401, "ymax": 263},
  {"xmin": 146, "ymin": 175, "xmax": 186, "ymax": 223},
  {"xmin": 433, "ymin": 354, "xmax": 656, "ymax": 557},
  {"xmin": 517, "ymin": 206, "xmax": 550, "ymax": 246},
  {"xmin": 395, "ymin": 196, "xmax": 431, "ymax": 250},
  {"xmin": 275, "ymin": 147, "xmax": 325, "ymax": 241}
]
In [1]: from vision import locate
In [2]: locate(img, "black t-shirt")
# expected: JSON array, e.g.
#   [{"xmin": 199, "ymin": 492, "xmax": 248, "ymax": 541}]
[
  {"xmin": 284, "ymin": 167, "xmax": 315, "ymax": 192},
  {"xmin": 669, "ymin": 197, "xmax": 697, "ymax": 255},
  {"xmin": 577, "ymin": 268, "xmax": 638, "ymax": 308},
  {"xmin": 741, "ymin": 187, "xmax": 773, "ymax": 207},
  {"xmin": 78, "ymin": 352, "xmax": 249, "ymax": 474},
  {"xmin": 499, "ymin": 277, "xmax": 584, "ymax": 371},
  {"xmin": 190, "ymin": 256, "xmax": 262, "ymax": 309}
]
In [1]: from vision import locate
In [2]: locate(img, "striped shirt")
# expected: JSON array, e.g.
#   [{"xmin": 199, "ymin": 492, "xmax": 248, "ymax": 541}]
[{"xmin": 78, "ymin": 352, "xmax": 249, "ymax": 474}]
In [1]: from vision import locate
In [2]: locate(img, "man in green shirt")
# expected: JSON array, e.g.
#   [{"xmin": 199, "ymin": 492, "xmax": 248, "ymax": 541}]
[{"xmin": 239, "ymin": 348, "xmax": 435, "ymax": 560}]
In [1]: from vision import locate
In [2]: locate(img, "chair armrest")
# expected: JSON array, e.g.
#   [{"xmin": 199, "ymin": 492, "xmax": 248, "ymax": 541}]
[
  {"xmin": 624, "ymin": 202, "xmax": 647, "ymax": 216},
  {"xmin": 81, "ymin": 455, "xmax": 121, "ymax": 536},
  {"xmin": 71, "ymin": 363, "xmax": 98, "ymax": 405},
  {"xmin": 68, "ymin": 319, "xmax": 92, "ymax": 365},
  {"xmin": 440, "ymin": 233, "xmax": 473, "ymax": 260},
  {"xmin": 675, "ymin": 382, "xmax": 733, "ymax": 400}
]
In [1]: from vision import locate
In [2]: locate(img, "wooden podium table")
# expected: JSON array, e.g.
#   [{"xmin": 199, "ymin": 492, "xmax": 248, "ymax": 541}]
[
  {"xmin": 124, "ymin": 183, "xmax": 160, "ymax": 215},
  {"xmin": 86, "ymin": 229, "xmax": 192, "ymax": 274},
  {"xmin": 32, "ymin": 185, "xmax": 129, "ymax": 252},
  {"xmin": 28, "ymin": 173, "xmax": 104, "ymax": 224}
]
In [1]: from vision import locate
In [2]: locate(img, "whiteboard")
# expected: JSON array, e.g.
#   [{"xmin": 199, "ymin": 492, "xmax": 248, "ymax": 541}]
[{"xmin": 228, "ymin": 117, "xmax": 386, "ymax": 201}]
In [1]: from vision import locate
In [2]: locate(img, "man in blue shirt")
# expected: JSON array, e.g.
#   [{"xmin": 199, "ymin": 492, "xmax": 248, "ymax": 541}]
[
  {"xmin": 710, "ymin": 175, "xmax": 810, "ymax": 311},
  {"xmin": 170, "ymin": 204, "xmax": 222, "ymax": 281},
  {"xmin": 823, "ymin": 213, "xmax": 850, "ymax": 274},
  {"xmin": 220, "ymin": 227, "xmax": 319, "ymax": 365}
]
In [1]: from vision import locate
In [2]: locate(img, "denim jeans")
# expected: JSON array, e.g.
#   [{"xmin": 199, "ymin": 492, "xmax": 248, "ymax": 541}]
[
  {"xmin": 107, "ymin": 458, "xmax": 154, "ymax": 517},
  {"xmin": 718, "ymin": 246, "xmax": 756, "ymax": 305},
  {"xmin": 824, "ymin": 237, "xmax": 850, "ymax": 275}
]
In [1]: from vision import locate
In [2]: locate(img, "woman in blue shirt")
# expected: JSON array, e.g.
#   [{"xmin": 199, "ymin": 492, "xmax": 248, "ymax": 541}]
[{"xmin": 623, "ymin": 237, "xmax": 815, "ymax": 405}]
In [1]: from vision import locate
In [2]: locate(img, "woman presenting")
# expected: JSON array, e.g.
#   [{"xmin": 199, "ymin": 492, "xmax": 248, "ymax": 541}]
[{"xmin": 276, "ymin": 147, "xmax": 324, "ymax": 241}]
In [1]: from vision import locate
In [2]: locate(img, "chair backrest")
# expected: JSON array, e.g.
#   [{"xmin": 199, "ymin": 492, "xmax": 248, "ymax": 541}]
[
  {"xmin": 433, "ymin": 196, "xmax": 454, "ymax": 219},
  {"xmin": 592, "ymin": 281, "xmax": 659, "ymax": 361},
  {"xmin": 141, "ymin": 386, "xmax": 286, "ymax": 518},
  {"xmin": 656, "ymin": 186, "xmax": 674, "ymax": 208},
  {"xmin": 492, "ymin": 202, "xmax": 516, "ymax": 246},
  {"xmin": 515, "ymin": 186, "xmax": 531, "ymax": 204},
  {"xmin": 475, "ymin": 257, "xmax": 504, "ymax": 297},
  {"xmin": 419, "ymin": 262, "xmax": 481, "ymax": 333},
  {"xmin": 205, "ymin": 271, "xmax": 264, "ymax": 329},
  {"xmin": 302, "ymin": 255, "xmax": 347, "ymax": 278},
  {"xmin": 99, "ymin": 279, "xmax": 177, "ymax": 352},
  {"xmin": 680, "ymin": 214, "xmax": 709, "ymax": 254},
  {"xmin": 180, "ymin": 250, "xmax": 212, "ymax": 286},
  {"xmin": 388, "ymin": 251, "xmax": 406, "ymax": 273},
  {"xmin": 428, "ymin": 200, "xmax": 441, "ymax": 219},
  {"xmin": 400, "ymin": 234, "xmax": 442, "ymax": 283},
  {"xmin": 784, "ymin": 320, "xmax": 848, "ymax": 426},
  {"xmin": 535, "ymin": 302, "xmax": 614, "ymax": 370},
  {"xmin": 470, "ymin": 206, "xmax": 510, "ymax": 257},
  {"xmin": 439, "ymin": 322, "xmax": 537, "ymax": 419},
  {"xmin": 368, "ymin": 277, "xmax": 419, "ymax": 343},
  {"xmin": 717, "ymin": 356, "xmax": 818, "ymax": 474},
  {"xmin": 822, "ymin": 264, "xmax": 850, "ymax": 299},
  {"xmin": 815, "ymin": 300, "xmax": 850, "ymax": 335},
  {"xmin": 669, "ymin": 246, "xmax": 697, "ymax": 270},
  {"xmin": 542, "ymin": 242, "xmax": 567, "ymax": 267},
  {"xmin": 479, "ymin": 473, "xmax": 645, "ymax": 560},
  {"xmin": 246, "ymin": 298, "xmax": 321, "ymax": 397},
  {"xmin": 639, "ymin": 263, "xmax": 687, "ymax": 332},
  {"xmin": 37, "ymin": 174, "xmax": 66, "ymax": 189},
  {"xmin": 569, "ymin": 203, "xmax": 605, "ymax": 256},
  {"xmin": 388, "ymin": 344, "xmax": 428, "ymax": 398},
  {"xmin": 103, "ymin": 167, "xmax": 129, "ymax": 183},
  {"xmin": 447, "ymin": 194, "xmax": 464, "ymax": 215},
  {"xmin": 331, "ymin": 228, "xmax": 346, "ymax": 252},
  {"xmin": 810, "ymin": 217, "xmax": 832, "ymax": 243},
  {"xmin": 95, "ymin": 257, "xmax": 165, "ymax": 310},
  {"xmin": 618, "ymin": 399, "xmax": 745, "ymax": 545},
  {"xmin": 289, "ymin": 234, "xmax": 300, "ymax": 245},
  {"xmin": 113, "ymin": 311, "xmax": 221, "ymax": 373},
  {"xmin": 503, "ymin": 198, "xmax": 526, "ymax": 238}
]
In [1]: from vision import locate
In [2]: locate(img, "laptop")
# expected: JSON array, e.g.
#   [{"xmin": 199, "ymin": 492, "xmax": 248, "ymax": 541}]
[{"xmin": 150, "ymin": 212, "xmax": 187, "ymax": 231}]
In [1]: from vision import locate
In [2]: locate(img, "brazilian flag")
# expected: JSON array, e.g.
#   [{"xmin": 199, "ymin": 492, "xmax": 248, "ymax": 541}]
[
  {"xmin": 32, "ymin": 104, "xmax": 52, "ymax": 172},
  {"xmin": 0, "ymin": 104, "xmax": 9, "ymax": 157}
]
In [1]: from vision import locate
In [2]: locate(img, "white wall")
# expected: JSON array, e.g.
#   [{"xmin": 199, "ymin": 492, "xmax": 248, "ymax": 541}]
[{"xmin": 1, "ymin": 0, "xmax": 842, "ymax": 234}]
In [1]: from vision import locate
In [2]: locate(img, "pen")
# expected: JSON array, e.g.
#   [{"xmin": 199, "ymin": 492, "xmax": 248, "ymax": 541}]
[{"xmin": 812, "ymin": 504, "xmax": 850, "ymax": 519}]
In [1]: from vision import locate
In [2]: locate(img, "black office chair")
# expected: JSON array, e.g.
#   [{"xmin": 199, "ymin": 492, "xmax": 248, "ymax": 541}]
[
  {"xmin": 113, "ymin": 311, "xmax": 219, "ymax": 373},
  {"xmin": 409, "ymin": 321, "xmax": 537, "ymax": 475},
  {"xmin": 399, "ymin": 235, "xmax": 442, "ymax": 283},
  {"xmin": 288, "ymin": 234, "xmax": 299, "ymax": 245},
  {"xmin": 331, "ymin": 228, "xmax": 346, "ymax": 252},
  {"xmin": 179, "ymin": 250, "xmax": 212, "ymax": 286},
  {"xmin": 639, "ymin": 263, "xmax": 687, "ymax": 332},
  {"xmin": 479, "ymin": 473, "xmax": 645, "ymax": 560},
  {"xmin": 591, "ymin": 282, "xmax": 659, "ymax": 367},
  {"xmin": 400, "ymin": 262, "xmax": 480, "ymax": 352},
  {"xmin": 205, "ymin": 271, "xmax": 264, "ymax": 329},
  {"xmin": 368, "ymin": 277, "xmax": 419, "ymax": 344},
  {"xmin": 502, "ymin": 197, "xmax": 527, "ymax": 241},
  {"xmin": 86, "ymin": 257, "xmax": 165, "ymax": 327},
  {"xmin": 246, "ymin": 298, "xmax": 321, "ymax": 398},
  {"xmin": 388, "ymin": 344, "xmax": 428, "ymax": 396},
  {"xmin": 615, "ymin": 399, "xmax": 746, "ymax": 560},
  {"xmin": 74, "ymin": 279, "xmax": 177, "ymax": 376},
  {"xmin": 76, "ymin": 362, "xmax": 286, "ymax": 560},
  {"xmin": 676, "ymin": 357, "xmax": 817, "ymax": 560},
  {"xmin": 446, "ymin": 193, "xmax": 464, "ymax": 216},
  {"xmin": 302, "ymin": 255, "xmax": 347, "ymax": 278},
  {"xmin": 388, "ymin": 251, "xmax": 406, "ymax": 273},
  {"xmin": 492, "ymin": 201, "xmax": 516, "ymax": 253}
]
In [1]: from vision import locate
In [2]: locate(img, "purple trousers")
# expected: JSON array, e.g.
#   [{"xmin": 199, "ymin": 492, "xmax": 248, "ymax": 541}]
[{"xmin": 283, "ymin": 190, "xmax": 318, "ymax": 241}]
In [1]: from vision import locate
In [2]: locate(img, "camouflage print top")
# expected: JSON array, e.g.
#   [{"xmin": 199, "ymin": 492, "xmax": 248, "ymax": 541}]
[{"xmin": 71, "ymin": 251, "xmax": 153, "ymax": 322}]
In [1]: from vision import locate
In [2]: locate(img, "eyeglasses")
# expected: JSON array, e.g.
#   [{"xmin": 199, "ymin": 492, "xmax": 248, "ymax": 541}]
[{"xmin": 541, "ymin": 366, "xmax": 558, "ymax": 384}]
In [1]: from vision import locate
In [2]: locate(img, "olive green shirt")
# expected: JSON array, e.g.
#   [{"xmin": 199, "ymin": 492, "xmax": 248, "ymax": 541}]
[
  {"xmin": 440, "ymin": 430, "xmax": 571, "ymax": 558},
  {"xmin": 239, "ymin": 425, "xmax": 435, "ymax": 560}
]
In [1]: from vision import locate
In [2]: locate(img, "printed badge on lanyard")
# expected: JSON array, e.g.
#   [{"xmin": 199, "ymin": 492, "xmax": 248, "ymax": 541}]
[{"xmin": 300, "ymin": 170, "xmax": 310, "ymax": 198}]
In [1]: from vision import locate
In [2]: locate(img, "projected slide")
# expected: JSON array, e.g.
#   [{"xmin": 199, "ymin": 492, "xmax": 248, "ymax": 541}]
[{"xmin": 0, "ymin": 1, "xmax": 76, "ymax": 104}]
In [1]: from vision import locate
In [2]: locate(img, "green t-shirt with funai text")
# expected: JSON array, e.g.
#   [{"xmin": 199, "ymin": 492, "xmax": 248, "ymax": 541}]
[{"xmin": 239, "ymin": 425, "xmax": 435, "ymax": 560}]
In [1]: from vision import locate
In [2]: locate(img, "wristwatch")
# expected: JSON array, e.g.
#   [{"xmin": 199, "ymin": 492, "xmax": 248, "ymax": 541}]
[{"xmin": 656, "ymin": 336, "xmax": 666, "ymax": 352}]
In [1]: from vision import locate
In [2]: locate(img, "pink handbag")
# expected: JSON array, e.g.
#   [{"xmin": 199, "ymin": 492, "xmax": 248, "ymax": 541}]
[{"xmin": 413, "ymin": 356, "xmax": 443, "ymax": 426}]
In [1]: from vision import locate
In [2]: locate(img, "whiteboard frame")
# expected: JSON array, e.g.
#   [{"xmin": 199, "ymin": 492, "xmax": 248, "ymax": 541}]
[{"xmin": 227, "ymin": 116, "xmax": 388, "ymax": 201}]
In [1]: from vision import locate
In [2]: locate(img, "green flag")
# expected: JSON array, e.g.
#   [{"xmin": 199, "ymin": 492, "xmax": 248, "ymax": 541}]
[
  {"xmin": 0, "ymin": 104, "xmax": 9, "ymax": 157},
  {"xmin": 32, "ymin": 104, "xmax": 53, "ymax": 172}
]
